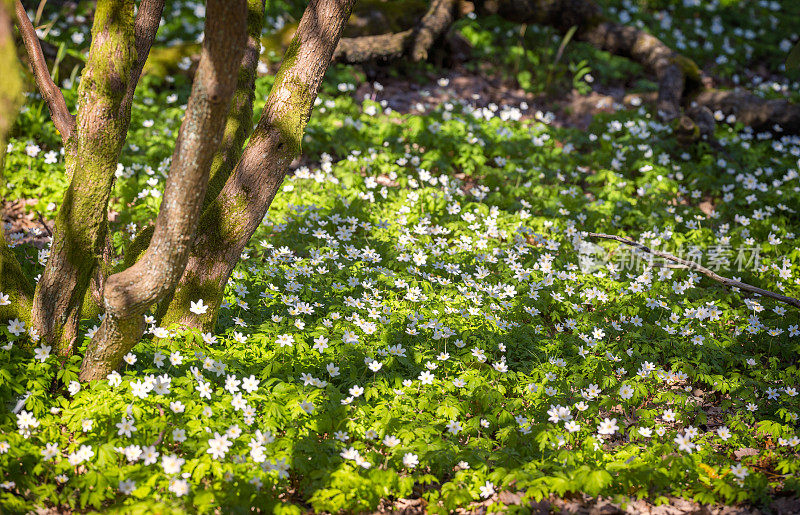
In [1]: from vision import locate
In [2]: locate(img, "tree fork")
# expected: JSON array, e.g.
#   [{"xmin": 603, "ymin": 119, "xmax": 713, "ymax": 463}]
[{"xmin": 159, "ymin": 0, "xmax": 357, "ymax": 332}]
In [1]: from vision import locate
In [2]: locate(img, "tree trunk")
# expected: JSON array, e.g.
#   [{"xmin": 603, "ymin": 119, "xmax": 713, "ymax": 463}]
[
  {"xmin": 30, "ymin": 0, "xmax": 141, "ymax": 356},
  {"xmin": 159, "ymin": 0, "xmax": 356, "ymax": 332},
  {"xmin": 14, "ymin": 0, "xmax": 75, "ymax": 142},
  {"xmin": 123, "ymin": 0, "xmax": 266, "ymax": 272},
  {"xmin": 80, "ymin": 0, "xmax": 249, "ymax": 381},
  {"xmin": 1, "ymin": 0, "xmax": 33, "ymax": 328}
]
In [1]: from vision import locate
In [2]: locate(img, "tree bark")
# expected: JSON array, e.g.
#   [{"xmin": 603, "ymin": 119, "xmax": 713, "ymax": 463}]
[
  {"xmin": 122, "ymin": 0, "xmax": 165, "ymax": 109},
  {"xmin": 692, "ymin": 89, "xmax": 800, "ymax": 135},
  {"xmin": 123, "ymin": 0, "xmax": 266, "ymax": 271},
  {"xmin": 159, "ymin": 0, "xmax": 356, "ymax": 332},
  {"xmin": 31, "ymin": 0, "xmax": 138, "ymax": 356},
  {"xmin": 0, "ymin": 0, "xmax": 32, "ymax": 328},
  {"xmin": 80, "ymin": 0, "xmax": 248, "ymax": 382}
]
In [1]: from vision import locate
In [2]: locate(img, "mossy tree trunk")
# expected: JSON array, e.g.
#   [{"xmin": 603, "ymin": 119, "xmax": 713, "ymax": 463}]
[
  {"xmin": 26, "ymin": 0, "xmax": 166, "ymax": 356},
  {"xmin": 0, "ymin": 0, "xmax": 32, "ymax": 327},
  {"xmin": 79, "ymin": 0, "xmax": 249, "ymax": 381},
  {"xmin": 30, "ymin": 0, "xmax": 136, "ymax": 356},
  {"xmin": 158, "ymin": 0, "xmax": 356, "ymax": 332}
]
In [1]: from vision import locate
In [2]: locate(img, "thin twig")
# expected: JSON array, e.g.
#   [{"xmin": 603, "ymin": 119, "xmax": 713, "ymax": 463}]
[
  {"xmin": 584, "ymin": 231, "xmax": 800, "ymax": 309},
  {"xmin": 14, "ymin": 0, "xmax": 74, "ymax": 142},
  {"xmin": 35, "ymin": 211, "xmax": 52, "ymax": 237}
]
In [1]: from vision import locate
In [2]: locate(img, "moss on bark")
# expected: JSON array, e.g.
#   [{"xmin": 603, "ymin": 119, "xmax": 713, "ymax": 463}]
[
  {"xmin": 32, "ymin": 0, "xmax": 137, "ymax": 355},
  {"xmin": 0, "ymin": 0, "xmax": 33, "ymax": 328}
]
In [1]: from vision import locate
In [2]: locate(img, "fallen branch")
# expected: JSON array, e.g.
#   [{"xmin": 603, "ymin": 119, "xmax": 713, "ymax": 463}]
[
  {"xmin": 14, "ymin": 0, "xmax": 74, "ymax": 142},
  {"xmin": 584, "ymin": 232, "xmax": 800, "ymax": 309}
]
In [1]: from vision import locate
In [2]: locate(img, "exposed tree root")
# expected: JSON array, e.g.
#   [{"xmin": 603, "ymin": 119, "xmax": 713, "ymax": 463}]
[
  {"xmin": 337, "ymin": 0, "xmax": 800, "ymax": 135},
  {"xmin": 334, "ymin": 0, "xmax": 457, "ymax": 63},
  {"xmin": 692, "ymin": 88, "xmax": 800, "ymax": 135}
]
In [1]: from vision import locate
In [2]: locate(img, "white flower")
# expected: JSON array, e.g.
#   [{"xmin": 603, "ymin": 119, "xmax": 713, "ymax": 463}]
[
  {"xmin": 123, "ymin": 353, "xmax": 137, "ymax": 365},
  {"xmin": 717, "ymin": 426, "xmax": 732, "ymax": 441},
  {"xmin": 141, "ymin": 446, "xmax": 159, "ymax": 465},
  {"xmin": 299, "ymin": 400, "xmax": 314, "ymax": 414},
  {"xmin": 242, "ymin": 375, "xmax": 259, "ymax": 393},
  {"xmin": 33, "ymin": 345, "xmax": 51, "ymax": 363},
  {"xmin": 67, "ymin": 381, "xmax": 81, "ymax": 396},
  {"xmin": 730, "ymin": 464, "xmax": 749, "ymax": 480},
  {"xmin": 597, "ymin": 418, "xmax": 619, "ymax": 435},
  {"xmin": 446, "ymin": 420, "xmax": 462, "ymax": 434},
  {"xmin": 479, "ymin": 480, "xmax": 495, "ymax": 499},
  {"xmin": 7, "ymin": 319, "xmax": 25, "ymax": 336},
  {"xmin": 41, "ymin": 442, "xmax": 59, "ymax": 460},
  {"xmin": 313, "ymin": 336, "xmax": 329, "ymax": 353},
  {"xmin": 119, "ymin": 479, "xmax": 136, "ymax": 495},
  {"xmin": 170, "ymin": 351, "xmax": 184, "ymax": 366},
  {"xmin": 207, "ymin": 433, "xmax": 232, "ymax": 460},
  {"xmin": 402, "ymin": 453, "xmax": 419, "ymax": 468},
  {"xmin": 383, "ymin": 435, "xmax": 400, "ymax": 447},
  {"xmin": 674, "ymin": 433, "xmax": 696, "ymax": 453},
  {"xmin": 107, "ymin": 371, "xmax": 122, "ymax": 387},
  {"xmin": 276, "ymin": 334, "xmax": 294, "ymax": 347},
  {"xmin": 190, "ymin": 299, "xmax": 209, "ymax": 315},
  {"xmin": 349, "ymin": 385, "xmax": 364, "ymax": 397},
  {"xmin": 169, "ymin": 479, "xmax": 190, "ymax": 497},
  {"xmin": 116, "ymin": 417, "xmax": 137, "ymax": 438},
  {"xmin": 162, "ymin": 454, "xmax": 185, "ymax": 474},
  {"xmin": 16, "ymin": 410, "xmax": 39, "ymax": 430},
  {"xmin": 196, "ymin": 381, "xmax": 212, "ymax": 399},
  {"xmin": 618, "ymin": 384, "xmax": 634, "ymax": 400}
]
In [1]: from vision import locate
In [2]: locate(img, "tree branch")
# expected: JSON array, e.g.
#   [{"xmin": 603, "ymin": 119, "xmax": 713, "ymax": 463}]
[
  {"xmin": 584, "ymin": 232, "xmax": 800, "ymax": 310},
  {"xmin": 123, "ymin": 0, "xmax": 164, "ymax": 108},
  {"xmin": 14, "ymin": 0, "xmax": 74, "ymax": 142}
]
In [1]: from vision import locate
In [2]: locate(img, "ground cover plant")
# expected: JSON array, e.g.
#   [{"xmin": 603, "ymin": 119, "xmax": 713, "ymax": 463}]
[{"xmin": 1, "ymin": 0, "xmax": 800, "ymax": 512}]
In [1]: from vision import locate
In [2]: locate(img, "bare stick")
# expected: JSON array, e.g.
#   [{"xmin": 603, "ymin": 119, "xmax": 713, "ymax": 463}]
[
  {"xmin": 584, "ymin": 232, "xmax": 800, "ymax": 309},
  {"xmin": 14, "ymin": 0, "xmax": 74, "ymax": 142}
]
